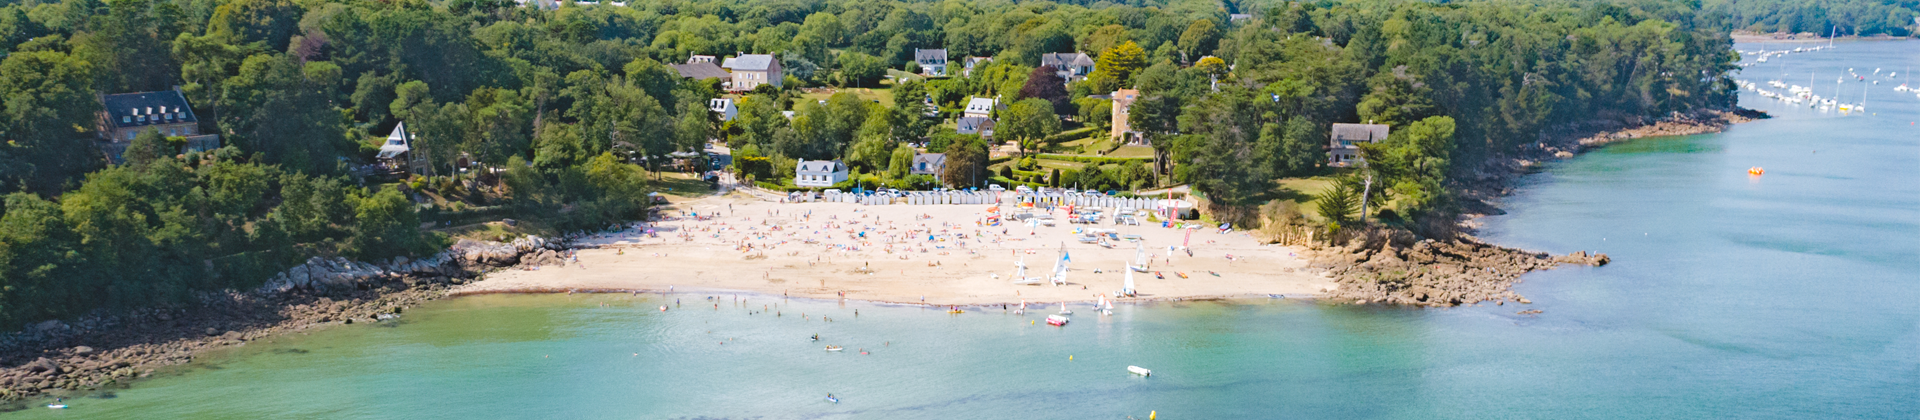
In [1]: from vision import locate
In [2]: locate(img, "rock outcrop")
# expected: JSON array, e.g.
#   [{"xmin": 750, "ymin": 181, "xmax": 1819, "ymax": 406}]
[{"xmin": 1313, "ymin": 234, "xmax": 1607, "ymax": 307}]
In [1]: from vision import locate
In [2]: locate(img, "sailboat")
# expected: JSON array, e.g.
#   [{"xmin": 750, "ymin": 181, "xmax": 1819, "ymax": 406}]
[
  {"xmin": 1098, "ymin": 294, "xmax": 1113, "ymax": 316},
  {"xmin": 1121, "ymin": 268, "xmax": 1137, "ymax": 297},
  {"xmin": 1128, "ymin": 243, "xmax": 1150, "ymax": 272},
  {"xmin": 1057, "ymin": 301, "xmax": 1072, "ymax": 315},
  {"xmin": 1049, "ymin": 244, "xmax": 1070, "ymax": 286},
  {"xmin": 1012, "ymin": 256, "xmax": 1044, "ymax": 285}
]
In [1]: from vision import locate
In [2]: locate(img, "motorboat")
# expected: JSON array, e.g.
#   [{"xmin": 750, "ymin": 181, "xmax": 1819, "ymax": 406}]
[
  {"xmin": 825, "ymin": 345, "xmax": 844, "ymax": 352},
  {"xmin": 1046, "ymin": 314, "xmax": 1069, "ymax": 326},
  {"xmin": 1128, "ymin": 366, "xmax": 1152, "ymax": 377}
]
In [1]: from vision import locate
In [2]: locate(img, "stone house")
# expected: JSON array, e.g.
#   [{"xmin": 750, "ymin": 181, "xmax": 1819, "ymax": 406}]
[
  {"xmin": 96, "ymin": 89, "xmax": 218, "ymax": 161},
  {"xmin": 721, "ymin": 54, "xmax": 782, "ymax": 92},
  {"xmin": 1110, "ymin": 89, "xmax": 1141, "ymax": 144}
]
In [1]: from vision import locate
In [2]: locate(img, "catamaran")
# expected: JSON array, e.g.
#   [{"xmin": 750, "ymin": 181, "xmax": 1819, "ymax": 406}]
[{"xmin": 1049, "ymin": 244, "xmax": 1070, "ymax": 286}]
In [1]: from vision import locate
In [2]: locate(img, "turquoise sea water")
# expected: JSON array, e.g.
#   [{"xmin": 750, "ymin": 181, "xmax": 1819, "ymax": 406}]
[{"xmin": 11, "ymin": 41, "xmax": 1919, "ymax": 419}]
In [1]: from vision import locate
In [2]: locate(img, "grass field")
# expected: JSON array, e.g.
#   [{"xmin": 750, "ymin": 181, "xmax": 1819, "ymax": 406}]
[{"xmin": 797, "ymin": 85, "xmax": 895, "ymax": 104}]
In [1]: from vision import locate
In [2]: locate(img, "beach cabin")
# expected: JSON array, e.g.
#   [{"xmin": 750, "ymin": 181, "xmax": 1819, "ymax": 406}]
[
  {"xmin": 1329, "ymin": 123, "xmax": 1389, "ymax": 167},
  {"xmin": 794, "ymin": 159, "xmax": 849, "ymax": 187}
]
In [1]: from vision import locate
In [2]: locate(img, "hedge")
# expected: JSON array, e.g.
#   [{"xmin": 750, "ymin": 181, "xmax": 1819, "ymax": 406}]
[{"xmin": 1035, "ymin": 154, "xmax": 1152, "ymax": 164}]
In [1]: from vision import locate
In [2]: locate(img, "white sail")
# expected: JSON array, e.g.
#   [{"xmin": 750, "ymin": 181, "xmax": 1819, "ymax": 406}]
[
  {"xmin": 1123, "ymin": 268, "xmax": 1136, "ymax": 296},
  {"xmin": 1130, "ymin": 243, "xmax": 1150, "ymax": 272},
  {"xmin": 1012, "ymin": 256, "xmax": 1042, "ymax": 285},
  {"xmin": 1050, "ymin": 247, "xmax": 1069, "ymax": 285}
]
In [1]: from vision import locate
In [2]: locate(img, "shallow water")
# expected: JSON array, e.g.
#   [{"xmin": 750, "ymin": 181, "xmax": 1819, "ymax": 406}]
[{"xmin": 10, "ymin": 40, "xmax": 1919, "ymax": 418}]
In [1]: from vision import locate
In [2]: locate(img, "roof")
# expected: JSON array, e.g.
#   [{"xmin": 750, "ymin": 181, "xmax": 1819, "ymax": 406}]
[
  {"xmin": 964, "ymin": 97, "xmax": 997, "ymax": 114},
  {"xmin": 1040, "ymin": 52, "xmax": 1094, "ymax": 68},
  {"xmin": 956, "ymin": 116, "xmax": 994, "ymax": 134},
  {"xmin": 1331, "ymin": 123, "xmax": 1390, "ymax": 143},
  {"xmin": 796, "ymin": 159, "xmax": 847, "ymax": 174},
  {"xmin": 670, "ymin": 62, "xmax": 731, "ymax": 80},
  {"xmin": 101, "ymin": 90, "xmax": 197, "ymax": 130},
  {"xmin": 913, "ymin": 153, "xmax": 946, "ymax": 165},
  {"xmin": 915, "ymin": 49, "xmax": 948, "ymax": 61},
  {"xmin": 377, "ymin": 122, "xmax": 412, "ymax": 159},
  {"xmin": 722, "ymin": 54, "xmax": 778, "ymax": 72}
]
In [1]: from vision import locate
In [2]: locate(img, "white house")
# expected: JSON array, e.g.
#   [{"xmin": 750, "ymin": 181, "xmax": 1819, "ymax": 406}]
[
  {"xmin": 708, "ymin": 98, "xmax": 738, "ymax": 121},
  {"xmin": 962, "ymin": 56, "xmax": 992, "ymax": 77},
  {"xmin": 963, "ymin": 97, "xmax": 998, "ymax": 119},
  {"xmin": 376, "ymin": 121, "xmax": 429, "ymax": 175},
  {"xmin": 1329, "ymin": 123, "xmax": 1390, "ymax": 167},
  {"xmin": 794, "ymin": 159, "xmax": 849, "ymax": 187},
  {"xmin": 914, "ymin": 49, "xmax": 948, "ymax": 75}
]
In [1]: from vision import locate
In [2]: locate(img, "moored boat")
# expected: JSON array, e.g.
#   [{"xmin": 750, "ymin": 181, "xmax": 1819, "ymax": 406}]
[
  {"xmin": 1128, "ymin": 365, "xmax": 1152, "ymax": 377},
  {"xmin": 1046, "ymin": 314, "xmax": 1069, "ymax": 326},
  {"xmin": 825, "ymin": 345, "xmax": 844, "ymax": 351}
]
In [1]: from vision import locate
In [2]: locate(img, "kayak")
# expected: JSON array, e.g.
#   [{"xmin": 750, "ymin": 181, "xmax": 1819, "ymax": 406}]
[{"xmin": 826, "ymin": 395, "xmax": 840, "ymax": 403}]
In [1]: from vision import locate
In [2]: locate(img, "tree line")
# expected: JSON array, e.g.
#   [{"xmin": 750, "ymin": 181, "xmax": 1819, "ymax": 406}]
[{"xmin": 0, "ymin": 0, "xmax": 1744, "ymax": 327}]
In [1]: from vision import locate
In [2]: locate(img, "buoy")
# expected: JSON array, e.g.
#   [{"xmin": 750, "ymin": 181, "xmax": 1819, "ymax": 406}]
[
  {"xmin": 1069, "ymin": 355, "xmax": 1073, "ymax": 360},
  {"xmin": 1151, "ymin": 410, "xmax": 1157, "ymax": 420}
]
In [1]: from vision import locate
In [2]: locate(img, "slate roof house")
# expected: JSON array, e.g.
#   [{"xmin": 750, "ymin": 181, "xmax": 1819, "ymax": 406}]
[
  {"xmin": 670, "ymin": 61, "xmax": 732, "ymax": 83},
  {"xmin": 963, "ymin": 97, "xmax": 998, "ymax": 119},
  {"xmin": 962, "ymin": 56, "xmax": 992, "ymax": 77},
  {"xmin": 914, "ymin": 48, "xmax": 949, "ymax": 75},
  {"xmin": 956, "ymin": 116, "xmax": 995, "ymax": 138},
  {"xmin": 794, "ymin": 159, "xmax": 848, "ymax": 187},
  {"xmin": 910, "ymin": 153, "xmax": 946, "ymax": 178},
  {"xmin": 96, "ymin": 89, "xmax": 218, "ymax": 161},
  {"xmin": 1329, "ymin": 123, "xmax": 1390, "ymax": 167},
  {"xmin": 721, "ymin": 54, "xmax": 783, "ymax": 92},
  {"xmin": 1040, "ymin": 52, "xmax": 1095, "ymax": 82},
  {"xmin": 709, "ymin": 98, "xmax": 738, "ymax": 121}
]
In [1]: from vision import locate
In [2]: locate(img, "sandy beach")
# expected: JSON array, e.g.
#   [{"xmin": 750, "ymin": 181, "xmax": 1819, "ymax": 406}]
[{"xmin": 453, "ymin": 192, "xmax": 1333, "ymax": 306}]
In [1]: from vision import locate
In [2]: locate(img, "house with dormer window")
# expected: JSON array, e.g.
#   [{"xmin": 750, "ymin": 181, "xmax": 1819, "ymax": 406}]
[
  {"xmin": 96, "ymin": 89, "xmax": 218, "ymax": 161},
  {"xmin": 914, "ymin": 49, "xmax": 948, "ymax": 75},
  {"xmin": 794, "ymin": 159, "xmax": 848, "ymax": 187}
]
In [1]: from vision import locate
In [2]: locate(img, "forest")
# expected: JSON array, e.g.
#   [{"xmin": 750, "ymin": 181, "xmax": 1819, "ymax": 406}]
[{"xmin": 0, "ymin": 0, "xmax": 1809, "ymax": 327}]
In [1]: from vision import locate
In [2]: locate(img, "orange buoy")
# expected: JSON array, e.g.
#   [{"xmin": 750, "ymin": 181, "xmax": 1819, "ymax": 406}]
[{"xmin": 1747, "ymin": 167, "xmax": 1765, "ymax": 176}]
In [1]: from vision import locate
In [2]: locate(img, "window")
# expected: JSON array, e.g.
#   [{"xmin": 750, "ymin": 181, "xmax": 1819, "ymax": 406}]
[
  {"xmin": 137, "ymin": 115, "xmax": 145, "ymax": 122},
  {"xmin": 122, "ymin": 116, "xmax": 130, "ymax": 123}
]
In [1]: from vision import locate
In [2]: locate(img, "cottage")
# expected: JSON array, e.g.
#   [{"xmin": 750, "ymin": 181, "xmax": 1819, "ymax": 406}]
[
  {"xmin": 956, "ymin": 116, "xmax": 995, "ymax": 138},
  {"xmin": 914, "ymin": 49, "xmax": 949, "ymax": 75},
  {"xmin": 1040, "ymin": 52, "xmax": 1095, "ymax": 82},
  {"xmin": 794, "ymin": 159, "xmax": 849, "ymax": 187},
  {"xmin": 376, "ymin": 121, "xmax": 430, "ymax": 175},
  {"xmin": 96, "ymin": 90, "xmax": 219, "ymax": 161},
  {"xmin": 910, "ymin": 153, "xmax": 947, "ymax": 179},
  {"xmin": 1329, "ymin": 123, "xmax": 1390, "ymax": 167},
  {"xmin": 709, "ymin": 98, "xmax": 738, "ymax": 121},
  {"xmin": 1109, "ymin": 89, "xmax": 1141, "ymax": 144},
  {"xmin": 721, "ymin": 54, "xmax": 783, "ymax": 92},
  {"xmin": 963, "ymin": 97, "xmax": 998, "ymax": 119}
]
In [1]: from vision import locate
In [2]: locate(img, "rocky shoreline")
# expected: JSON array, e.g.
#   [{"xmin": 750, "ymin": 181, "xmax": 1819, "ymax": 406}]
[
  {"xmin": 0, "ymin": 235, "xmax": 575, "ymax": 405},
  {"xmin": 1306, "ymin": 108, "xmax": 1759, "ymax": 308}
]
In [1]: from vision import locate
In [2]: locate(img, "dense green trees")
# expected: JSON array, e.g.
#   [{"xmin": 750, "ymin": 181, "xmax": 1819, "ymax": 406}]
[{"xmin": 0, "ymin": 0, "xmax": 1758, "ymax": 326}]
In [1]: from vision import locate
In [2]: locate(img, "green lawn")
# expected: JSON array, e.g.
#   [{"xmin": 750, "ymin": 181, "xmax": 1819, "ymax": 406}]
[
  {"xmin": 1106, "ymin": 145, "xmax": 1155, "ymax": 158},
  {"xmin": 798, "ymin": 85, "xmax": 895, "ymax": 104}
]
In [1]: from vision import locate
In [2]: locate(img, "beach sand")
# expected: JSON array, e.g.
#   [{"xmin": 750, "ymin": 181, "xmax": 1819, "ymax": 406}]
[{"xmin": 453, "ymin": 193, "xmax": 1333, "ymax": 306}]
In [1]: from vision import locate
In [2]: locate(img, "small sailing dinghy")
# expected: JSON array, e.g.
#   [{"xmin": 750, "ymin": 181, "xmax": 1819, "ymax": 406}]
[
  {"xmin": 1128, "ymin": 366, "xmax": 1152, "ymax": 377},
  {"xmin": 1057, "ymin": 302, "xmax": 1072, "ymax": 315},
  {"xmin": 1046, "ymin": 314, "xmax": 1070, "ymax": 326}
]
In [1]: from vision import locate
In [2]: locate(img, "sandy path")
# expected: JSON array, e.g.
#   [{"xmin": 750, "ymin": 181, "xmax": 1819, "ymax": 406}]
[{"xmin": 453, "ymin": 193, "xmax": 1333, "ymax": 306}]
